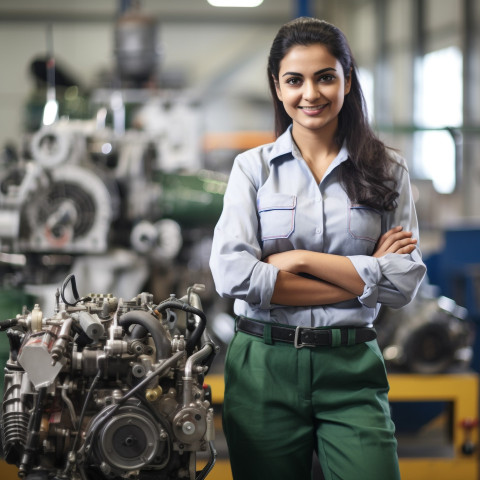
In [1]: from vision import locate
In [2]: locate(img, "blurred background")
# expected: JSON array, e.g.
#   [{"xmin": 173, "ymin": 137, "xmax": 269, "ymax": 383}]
[{"xmin": 0, "ymin": 0, "xmax": 480, "ymax": 479}]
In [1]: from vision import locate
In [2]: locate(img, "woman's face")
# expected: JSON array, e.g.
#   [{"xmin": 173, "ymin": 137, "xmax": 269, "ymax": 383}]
[{"xmin": 275, "ymin": 43, "xmax": 351, "ymax": 138}]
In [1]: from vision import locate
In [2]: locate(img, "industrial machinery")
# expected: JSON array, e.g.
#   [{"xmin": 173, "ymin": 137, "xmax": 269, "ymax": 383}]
[
  {"xmin": 0, "ymin": 117, "xmax": 226, "ymax": 307},
  {"xmin": 0, "ymin": 1, "xmax": 229, "ymax": 357},
  {"xmin": 0, "ymin": 119, "xmax": 220, "ymax": 257},
  {"xmin": 0, "ymin": 275, "xmax": 218, "ymax": 480},
  {"xmin": 375, "ymin": 285, "xmax": 474, "ymax": 374}
]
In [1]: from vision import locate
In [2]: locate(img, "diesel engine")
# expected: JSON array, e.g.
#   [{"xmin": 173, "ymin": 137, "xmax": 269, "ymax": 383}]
[{"xmin": 0, "ymin": 275, "xmax": 218, "ymax": 480}]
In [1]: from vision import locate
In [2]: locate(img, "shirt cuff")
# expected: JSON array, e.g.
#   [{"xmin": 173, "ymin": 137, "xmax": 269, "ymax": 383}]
[
  {"xmin": 246, "ymin": 260, "xmax": 279, "ymax": 309},
  {"xmin": 347, "ymin": 255, "xmax": 382, "ymax": 308}
]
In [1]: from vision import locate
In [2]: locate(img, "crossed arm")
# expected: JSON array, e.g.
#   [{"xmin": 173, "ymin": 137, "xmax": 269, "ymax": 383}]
[{"xmin": 265, "ymin": 226, "xmax": 417, "ymax": 306}]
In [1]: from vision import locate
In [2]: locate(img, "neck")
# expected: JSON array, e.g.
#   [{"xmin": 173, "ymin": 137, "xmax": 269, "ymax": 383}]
[
  {"xmin": 291, "ymin": 121, "xmax": 339, "ymax": 163},
  {"xmin": 291, "ymin": 121, "xmax": 341, "ymax": 183}
]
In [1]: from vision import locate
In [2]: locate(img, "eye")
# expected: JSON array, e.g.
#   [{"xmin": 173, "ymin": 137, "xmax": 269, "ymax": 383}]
[
  {"xmin": 318, "ymin": 74, "xmax": 335, "ymax": 83},
  {"xmin": 285, "ymin": 76, "xmax": 302, "ymax": 86}
]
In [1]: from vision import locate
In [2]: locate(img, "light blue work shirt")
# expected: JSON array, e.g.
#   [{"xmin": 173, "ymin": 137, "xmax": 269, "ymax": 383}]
[{"xmin": 209, "ymin": 126, "xmax": 426, "ymax": 328}]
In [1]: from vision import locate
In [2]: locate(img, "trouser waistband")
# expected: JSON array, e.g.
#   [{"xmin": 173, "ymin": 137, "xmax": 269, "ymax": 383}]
[{"xmin": 236, "ymin": 316, "xmax": 377, "ymax": 348}]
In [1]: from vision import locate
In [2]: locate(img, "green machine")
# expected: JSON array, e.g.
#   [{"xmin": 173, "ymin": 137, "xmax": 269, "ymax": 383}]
[{"xmin": 155, "ymin": 170, "xmax": 227, "ymax": 228}]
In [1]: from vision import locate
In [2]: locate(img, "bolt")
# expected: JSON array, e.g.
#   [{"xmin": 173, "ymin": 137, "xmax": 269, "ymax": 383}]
[{"xmin": 182, "ymin": 421, "xmax": 196, "ymax": 435}]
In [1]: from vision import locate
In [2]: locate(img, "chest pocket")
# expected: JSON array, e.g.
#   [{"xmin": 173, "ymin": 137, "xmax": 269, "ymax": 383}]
[
  {"xmin": 257, "ymin": 194, "xmax": 296, "ymax": 240},
  {"xmin": 348, "ymin": 204, "xmax": 381, "ymax": 244}
]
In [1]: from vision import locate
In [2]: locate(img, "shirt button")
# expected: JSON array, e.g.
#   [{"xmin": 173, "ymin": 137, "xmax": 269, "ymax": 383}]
[{"xmin": 315, "ymin": 227, "xmax": 322, "ymax": 234}]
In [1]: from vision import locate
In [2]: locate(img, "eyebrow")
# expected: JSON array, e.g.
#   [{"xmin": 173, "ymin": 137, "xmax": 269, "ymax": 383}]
[{"xmin": 281, "ymin": 67, "xmax": 337, "ymax": 77}]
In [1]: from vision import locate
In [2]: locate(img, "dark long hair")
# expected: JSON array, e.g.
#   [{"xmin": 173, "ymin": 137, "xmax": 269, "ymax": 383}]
[{"xmin": 267, "ymin": 17, "xmax": 399, "ymax": 211}]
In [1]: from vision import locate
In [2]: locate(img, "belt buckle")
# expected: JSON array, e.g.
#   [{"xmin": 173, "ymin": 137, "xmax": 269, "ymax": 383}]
[{"xmin": 294, "ymin": 326, "xmax": 317, "ymax": 349}]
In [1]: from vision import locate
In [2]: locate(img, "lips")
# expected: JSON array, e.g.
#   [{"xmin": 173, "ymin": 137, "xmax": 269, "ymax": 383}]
[{"xmin": 298, "ymin": 104, "xmax": 327, "ymax": 115}]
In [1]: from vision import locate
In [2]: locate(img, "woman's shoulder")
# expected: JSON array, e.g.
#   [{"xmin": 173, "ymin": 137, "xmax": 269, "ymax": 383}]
[
  {"xmin": 236, "ymin": 129, "xmax": 293, "ymax": 165},
  {"xmin": 237, "ymin": 141, "xmax": 276, "ymax": 160},
  {"xmin": 230, "ymin": 142, "xmax": 276, "ymax": 188},
  {"xmin": 232, "ymin": 128, "xmax": 294, "ymax": 183},
  {"xmin": 234, "ymin": 141, "xmax": 278, "ymax": 172},
  {"xmin": 386, "ymin": 148, "xmax": 409, "ymax": 174}
]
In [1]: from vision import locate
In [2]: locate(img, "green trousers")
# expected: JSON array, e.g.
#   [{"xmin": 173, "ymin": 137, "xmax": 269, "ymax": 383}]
[{"xmin": 223, "ymin": 329, "xmax": 401, "ymax": 480}]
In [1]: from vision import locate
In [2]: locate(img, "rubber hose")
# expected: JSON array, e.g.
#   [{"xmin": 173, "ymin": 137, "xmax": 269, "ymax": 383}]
[
  {"xmin": 155, "ymin": 300, "xmax": 207, "ymax": 355},
  {"xmin": 0, "ymin": 318, "xmax": 18, "ymax": 331},
  {"xmin": 119, "ymin": 310, "xmax": 171, "ymax": 361}
]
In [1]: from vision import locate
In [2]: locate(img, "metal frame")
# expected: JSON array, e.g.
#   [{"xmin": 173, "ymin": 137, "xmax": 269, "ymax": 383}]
[{"xmin": 390, "ymin": 373, "xmax": 479, "ymax": 480}]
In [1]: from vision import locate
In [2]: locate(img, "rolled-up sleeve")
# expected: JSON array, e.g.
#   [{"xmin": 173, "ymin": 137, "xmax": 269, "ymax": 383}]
[
  {"xmin": 347, "ymin": 156, "xmax": 427, "ymax": 309},
  {"xmin": 348, "ymin": 250, "xmax": 426, "ymax": 308},
  {"xmin": 209, "ymin": 152, "xmax": 279, "ymax": 309}
]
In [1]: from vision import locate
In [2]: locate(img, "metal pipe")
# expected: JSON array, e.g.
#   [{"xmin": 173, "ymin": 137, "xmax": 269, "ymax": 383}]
[
  {"xmin": 182, "ymin": 343, "xmax": 213, "ymax": 407},
  {"xmin": 18, "ymin": 387, "xmax": 47, "ymax": 477},
  {"xmin": 51, "ymin": 317, "xmax": 73, "ymax": 364},
  {"xmin": 60, "ymin": 378, "xmax": 78, "ymax": 429},
  {"xmin": 295, "ymin": 0, "xmax": 313, "ymax": 18}
]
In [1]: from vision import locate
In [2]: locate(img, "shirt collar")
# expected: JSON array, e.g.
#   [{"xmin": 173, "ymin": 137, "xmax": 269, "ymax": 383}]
[
  {"xmin": 268, "ymin": 125, "xmax": 350, "ymax": 169},
  {"xmin": 268, "ymin": 126, "xmax": 295, "ymax": 164}
]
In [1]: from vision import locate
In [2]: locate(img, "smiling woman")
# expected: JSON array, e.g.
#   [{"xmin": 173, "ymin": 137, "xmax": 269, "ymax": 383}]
[
  {"xmin": 210, "ymin": 16, "xmax": 426, "ymax": 480},
  {"xmin": 273, "ymin": 43, "xmax": 352, "ymax": 155}
]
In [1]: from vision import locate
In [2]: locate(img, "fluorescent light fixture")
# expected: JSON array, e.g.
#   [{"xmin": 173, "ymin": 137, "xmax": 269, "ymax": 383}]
[
  {"xmin": 42, "ymin": 98, "xmax": 58, "ymax": 126},
  {"xmin": 208, "ymin": 0, "xmax": 264, "ymax": 6}
]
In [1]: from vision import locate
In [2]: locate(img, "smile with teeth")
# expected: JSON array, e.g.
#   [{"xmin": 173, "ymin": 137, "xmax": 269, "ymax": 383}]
[{"xmin": 299, "ymin": 104, "xmax": 327, "ymax": 111}]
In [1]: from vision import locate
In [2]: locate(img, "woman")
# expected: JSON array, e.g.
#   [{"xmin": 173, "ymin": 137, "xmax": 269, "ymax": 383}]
[{"xmin": 209, "ymin": 17, "xmax": 426, "ymax": 480}]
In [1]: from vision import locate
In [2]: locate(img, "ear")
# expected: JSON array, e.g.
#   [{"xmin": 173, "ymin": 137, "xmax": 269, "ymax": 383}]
[
  {"xmin": 344, "ymin": 68, "xmax": 352, "ymax": 95},
  {"xmin": 273, "ymin": 76, "xmax": 283, "ymax": 101}
]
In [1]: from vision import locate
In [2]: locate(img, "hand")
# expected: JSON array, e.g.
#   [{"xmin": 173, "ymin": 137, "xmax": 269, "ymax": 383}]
[{"xmin": 373, "ymin": 226, "xmax": 417, "ymax": 258}]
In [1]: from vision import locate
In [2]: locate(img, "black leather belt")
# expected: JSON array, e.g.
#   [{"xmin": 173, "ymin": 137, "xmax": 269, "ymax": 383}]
[{"xmin": 237, "ymin": 316, "xmax": 376, "ymax": 348}]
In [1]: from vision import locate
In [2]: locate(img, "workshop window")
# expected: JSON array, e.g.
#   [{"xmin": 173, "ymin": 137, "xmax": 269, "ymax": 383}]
[
  {"xmin": 358, "ymin": 67, "xmax": 374, "ymax": 123},
  {"xmin": 413, "ymin": 46, "xmax": 463, "ymax": 194}
]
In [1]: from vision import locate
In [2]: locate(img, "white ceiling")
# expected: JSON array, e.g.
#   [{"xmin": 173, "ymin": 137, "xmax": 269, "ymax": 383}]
[{"xmin": 0, "ymin": 0, "xmax": 309, "ymax": 24}]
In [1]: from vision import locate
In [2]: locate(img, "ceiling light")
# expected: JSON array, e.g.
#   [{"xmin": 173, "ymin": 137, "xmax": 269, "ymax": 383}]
[{"xmin": 207, "ymin": 0, "xmax": 264, "ymax": 7}]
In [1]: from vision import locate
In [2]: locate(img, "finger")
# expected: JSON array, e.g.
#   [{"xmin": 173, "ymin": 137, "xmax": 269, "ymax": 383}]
[
  {"xmin": 376, "ymin": 226, "xmax": 407, "ymax": 247},
  {"xmin": 392, "ymin": 236, "xmax": 416, "ymax": 247},
  {"xmin": 377, "ymin": 226, "xmax": 403, "ymax": 243},
  {"xmin": 389, "ymin": 238, "xmax": 417, "ymax": 253},
  {"xmin": 380, "ymin": 231, "xmax": 413, "ymax": 251},
  {"xmin": 397, "ymin": 244, "xmax": 417, "ymax": 255}
]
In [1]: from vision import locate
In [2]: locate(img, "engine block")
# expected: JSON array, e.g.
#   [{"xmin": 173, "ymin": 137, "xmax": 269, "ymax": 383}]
[{"xmin": 0, "ymin": 275, "xmax": 218, "ymax": 480}]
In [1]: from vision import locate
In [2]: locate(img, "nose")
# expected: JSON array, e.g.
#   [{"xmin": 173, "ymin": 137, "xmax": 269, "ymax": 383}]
[{"xmin": 303, "ymin": 80, "xmax": 321, "ymax": 103}]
